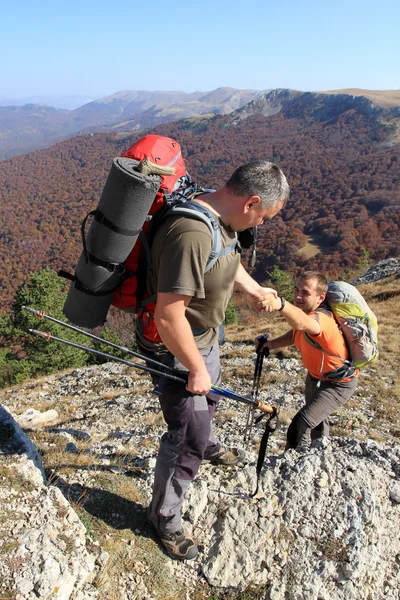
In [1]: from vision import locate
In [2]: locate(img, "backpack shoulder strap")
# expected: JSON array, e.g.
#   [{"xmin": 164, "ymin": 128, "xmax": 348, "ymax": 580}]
[
  {"xmin": 302, "ymin": 310, "xmax": 355, "ymax": 381},
  {"xmin": 166, "ymin": 200, "xmax": 239, "ymax": 273}
]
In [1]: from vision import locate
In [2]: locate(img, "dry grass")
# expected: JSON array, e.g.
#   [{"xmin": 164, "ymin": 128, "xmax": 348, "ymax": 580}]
[
  {"xmin": 214, "ymin": 409, "xmax": 240, "ymax": 423},
  {"xmin": 226, "ymin": 308, "xmax": 290, "ymax": 344},
  {"xmin": 141, "ymin": 411, "xmax": 165, "ymax": 427},
  {"xmin": 358, "ymin": 278, "xmax": 400, "ymax": 430}
]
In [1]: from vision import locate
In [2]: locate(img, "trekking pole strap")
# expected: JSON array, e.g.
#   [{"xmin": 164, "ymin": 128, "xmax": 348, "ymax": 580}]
[{"xmin": 251, "ymin": 406, "xmax": 280, "ymax": 498}]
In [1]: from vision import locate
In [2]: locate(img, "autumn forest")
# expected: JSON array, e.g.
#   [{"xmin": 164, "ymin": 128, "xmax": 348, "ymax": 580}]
[{"xmin": 0, "ymin": 104, "xmax": 399, "ymax": 309}]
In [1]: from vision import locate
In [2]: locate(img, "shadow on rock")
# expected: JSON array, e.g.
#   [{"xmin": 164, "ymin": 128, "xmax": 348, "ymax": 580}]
[{"xmin": 51, "ymin": 474, "xmax": 153, "ymax": 538}]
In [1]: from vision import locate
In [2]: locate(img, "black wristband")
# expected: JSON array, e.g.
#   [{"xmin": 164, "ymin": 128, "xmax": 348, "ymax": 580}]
[{"xmin": 278, "ymin": 297, "xmax": 286, "ymax": 311}]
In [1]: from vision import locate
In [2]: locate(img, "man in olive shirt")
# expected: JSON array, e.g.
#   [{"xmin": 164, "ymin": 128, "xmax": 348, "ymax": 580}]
[{"xmin": 143, "ymin": 161, "xmax": 290, "ymax": 560}]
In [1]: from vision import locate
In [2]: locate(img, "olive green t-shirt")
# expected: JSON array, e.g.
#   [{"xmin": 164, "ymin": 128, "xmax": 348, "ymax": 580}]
[{"xmin": 137, "ymin": 213, "xmax": 240, "ymax": 351}]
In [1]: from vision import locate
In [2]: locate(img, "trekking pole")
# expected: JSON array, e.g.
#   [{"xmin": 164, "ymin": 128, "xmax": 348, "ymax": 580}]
[
  {"xmin": 247, "ymin": 334, "xmax": 280, "ymax": 497},
  {"xmin": 251, "ymin": 404, "xmax": 280, "ymax": 498},
  {"xmin": 29, "ymin": 329, "xmax": 188, "ymax": 384},
  {"xmin": 244, "ymin": 334, "xmax": 270, "ymax": 445},
  {"xmin": 244, "ymin": 345, "xmax": 265, "ymax": 445},
  {"xmin": 22, "ymin": 306, "xmax": 180, "ymax": 378},
  {"xmin": 27, "ymin": 329, "xmax": 277, "ymax": 413}
]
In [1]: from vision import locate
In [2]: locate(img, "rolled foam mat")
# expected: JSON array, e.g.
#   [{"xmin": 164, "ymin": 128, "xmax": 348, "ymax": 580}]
[{"xmin": 63, "ymin": 157, "xmax": 161, "ymax": 328}]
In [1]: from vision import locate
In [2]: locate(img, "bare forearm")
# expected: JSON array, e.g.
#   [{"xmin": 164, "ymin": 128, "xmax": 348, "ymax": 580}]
[
  {"xmin": 268, "ymin": 330, "xmax": 294, "ymax": 349},
  {"xmin": 234, "ymin": 263, "xmax": 278, "ymax": 310},
  {"xmin": 234, "ymin": 262, "xmax": 262, "ymax": 294},
  {"xmin": 278, "ymin": 300, "xmax": 320, "ymax": 333},
  {"xmin": 256, "ymin": 295, "xmax": 321, "ymax": 334}
]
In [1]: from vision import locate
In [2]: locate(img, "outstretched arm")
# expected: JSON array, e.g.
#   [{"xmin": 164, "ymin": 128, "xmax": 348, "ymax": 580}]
[
  {"xmin": 256, "ymin": 330, "xmax": 294, "ymax": 354},
  {"xmin": 254, "ymin": 295, "xmax": 321, "ymax": 335},
  {"xmin": 234, "ymin": 263, "xmax": 277, "ymax": 307}
]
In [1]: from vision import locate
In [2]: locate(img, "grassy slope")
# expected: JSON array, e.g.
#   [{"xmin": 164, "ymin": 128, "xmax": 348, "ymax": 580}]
[{"xmin": 319, "ymin": 89, "xmax": 400, "ymax": 107}]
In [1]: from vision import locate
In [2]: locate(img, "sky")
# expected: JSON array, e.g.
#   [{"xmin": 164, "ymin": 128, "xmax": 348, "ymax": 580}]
[{"xmin": 1, "ymin": 0, "xmax": 399, "ymax": 104}]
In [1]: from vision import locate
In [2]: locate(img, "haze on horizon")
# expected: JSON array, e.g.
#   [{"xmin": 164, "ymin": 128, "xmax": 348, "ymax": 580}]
[{"xmin": 1, "ymin": 0, "xmax": 399, "ymax": 107}]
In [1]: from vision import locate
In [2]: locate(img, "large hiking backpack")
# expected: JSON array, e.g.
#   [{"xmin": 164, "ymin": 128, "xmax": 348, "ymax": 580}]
[
  {"xmin": 61, "ymin": 134, "xmax": 241, "ymax": 334},
  {"xmin": 112, "ymin": 138, "xmax": 241, "ymax": 343},
  {"xmin": 304, "ymin": 281, "xmax": 379, "ymax": 374}
]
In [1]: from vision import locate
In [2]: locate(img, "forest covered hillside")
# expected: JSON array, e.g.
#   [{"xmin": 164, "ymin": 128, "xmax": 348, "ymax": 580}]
[{"xmin": 0, "ymin": 94, "xmax": 399, "ymax": 309}]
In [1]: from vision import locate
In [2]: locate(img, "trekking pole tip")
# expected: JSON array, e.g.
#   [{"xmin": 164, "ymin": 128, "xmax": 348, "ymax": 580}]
[{"xmin": 28, "ymin": 329, "xmax": 52, "ymax": 341}]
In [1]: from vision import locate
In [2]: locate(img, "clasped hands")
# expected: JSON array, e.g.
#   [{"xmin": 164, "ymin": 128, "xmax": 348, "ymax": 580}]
[{"xmin": 253, "ymin": 287, "xmax": 281, "ymax": 313}]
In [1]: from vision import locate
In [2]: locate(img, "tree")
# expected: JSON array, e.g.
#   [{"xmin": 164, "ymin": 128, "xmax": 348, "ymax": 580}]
[
  {"xmin": 224, "ymin": 298, "xmax": 242, "ymax": 326},
  {"xmin": 0, "ymin": 268, "xmax": 88, "ymax": 384},
  {"xmin": 265, "ymin": 266, "xmax": 295, "ymax": 302}
]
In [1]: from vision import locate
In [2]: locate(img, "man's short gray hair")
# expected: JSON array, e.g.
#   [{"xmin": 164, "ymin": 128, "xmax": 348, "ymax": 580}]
[{"xmin": 225, "ymin": 160, "xmax": 290, "ymax": 208}]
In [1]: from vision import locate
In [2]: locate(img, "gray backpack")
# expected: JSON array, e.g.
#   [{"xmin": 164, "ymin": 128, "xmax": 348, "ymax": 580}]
[{"xmin": 304, "ymin": 281, "xmax": 379, "ymax": 372}]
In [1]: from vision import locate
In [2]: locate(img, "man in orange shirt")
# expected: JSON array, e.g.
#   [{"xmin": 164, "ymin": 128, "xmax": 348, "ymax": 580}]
[{"xmin": 256, "ymin": 271, "xmax": 358, "ymax": 449}]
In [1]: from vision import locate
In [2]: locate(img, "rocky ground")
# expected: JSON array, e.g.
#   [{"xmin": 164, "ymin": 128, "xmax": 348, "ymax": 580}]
[{"xmin": 1, "ymin": 342, "xmax": 399, "ymax": 600}]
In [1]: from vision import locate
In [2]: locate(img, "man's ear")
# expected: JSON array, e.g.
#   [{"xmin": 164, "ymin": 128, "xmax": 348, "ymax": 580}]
[
  {"xmin": 244, "ymin": 195, "xmax": 262, "ymax": 212},
  {"xmin": 317, "ymin": 292, "xmax": 326, "ymax": 307}
]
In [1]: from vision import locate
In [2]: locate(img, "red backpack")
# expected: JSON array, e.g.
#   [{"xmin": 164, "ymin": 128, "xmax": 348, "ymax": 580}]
[
  {"xmin": 111, "ymin": 135, "xmax": 235, "ymax": 344},
  {"xmin": 112, "ymin": 134, "xmax": 189, "ymax": 310}
]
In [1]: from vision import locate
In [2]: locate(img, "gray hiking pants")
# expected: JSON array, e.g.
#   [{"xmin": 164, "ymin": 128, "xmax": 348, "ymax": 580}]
[
  {"xmin": 147, "ymin": 342, "xmax": 222, "ymax": 535},
  {"xmin": 286, "ymin": 372, "xmax": 358, "ymax": 449}
]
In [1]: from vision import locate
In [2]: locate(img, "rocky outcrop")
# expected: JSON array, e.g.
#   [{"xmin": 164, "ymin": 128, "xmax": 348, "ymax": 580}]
[
  {"xmin": 1, "ymin": 353, "xmax": 399, "ymax": 599},
  {"xmin": 235, "ymin": 89, "xmax": 400, "ymax": 124},
  {"xmin": 0, "ymin": 406, "xmax": 97, "ymax": 600},
  {"xmin": 352, "ymin": 257, "xmax": 400, "ymax": 284},
  {"xmin": 189, "ymin": 438, "xmax": 400, "ymax": 599},
  {"xmin": 0, "ymin": 404, "xmax": 46, "ymax": 486}
]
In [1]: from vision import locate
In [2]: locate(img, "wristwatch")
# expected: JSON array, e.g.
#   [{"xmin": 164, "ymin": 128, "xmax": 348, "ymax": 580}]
[{"xmin": 278, "ymin": 296, "xmax": 286, "ymax": 311}]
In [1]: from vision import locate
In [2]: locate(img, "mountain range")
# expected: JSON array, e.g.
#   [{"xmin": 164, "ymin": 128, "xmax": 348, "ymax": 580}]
[
  {"xmin": 0, "ymin": 87, "xmax": 268, "ymax": 160},
  {"xmin": 0, "ymin": 94, "xmax": 94, "ymax": 110},
  {"xmin": 1, "ymin": 87, "xmax": 399, "ymax": 160}
]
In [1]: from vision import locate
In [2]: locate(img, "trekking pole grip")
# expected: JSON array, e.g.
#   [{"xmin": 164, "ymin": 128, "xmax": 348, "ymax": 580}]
[
  {"xmin": 256, "ymin": 332, "xmax": 270, "ymax": 354},
  {"xmin": 256, "ymin": 400, "xmax": 279, "ymax": 414}
]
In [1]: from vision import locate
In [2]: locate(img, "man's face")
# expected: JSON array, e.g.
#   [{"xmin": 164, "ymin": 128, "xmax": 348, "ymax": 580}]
[
  {"xmin": 237, "ymin": 199, "xmax": 284, "ymax": 231},
  {"xmin": 294, "ymin": 277, "xmax": 326, "ymax": 314}
]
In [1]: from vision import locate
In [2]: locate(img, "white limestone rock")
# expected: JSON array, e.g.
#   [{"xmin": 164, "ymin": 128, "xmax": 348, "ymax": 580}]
[
  {"xmin": 199, "ymin": 438, "xmax": 400, "ymax": 599},
  {"xmin": 16, "ymin": 407, "xmax": 59, "ymax": 428}
]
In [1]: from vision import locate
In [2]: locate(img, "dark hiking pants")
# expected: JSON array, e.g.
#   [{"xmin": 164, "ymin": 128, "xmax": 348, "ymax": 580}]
[
  {"xmin": 147, "ymin": 342, "xmax": 222, "ymax": 535},
  {"xmin": 286, "ymin": 373, "xmax": 358, "ymax": 450}
]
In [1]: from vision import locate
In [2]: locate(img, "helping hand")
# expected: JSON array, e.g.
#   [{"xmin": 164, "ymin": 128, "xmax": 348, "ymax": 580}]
[{"xmin": 253, "ymin": 287, "xmax": 278, "ymax": 313}]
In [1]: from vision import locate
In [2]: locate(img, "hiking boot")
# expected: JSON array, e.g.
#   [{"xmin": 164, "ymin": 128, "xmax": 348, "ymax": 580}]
[
  {"xmin": 146, "ymin": 510, "xmax": 198, "ymax": 561},
  {"xmin": 159, "ymin": 529, "xmax": 198, "ymax": 560},
  {"xmin": 204, "ymin": 446, "xmax": 245, "ymax": 466}
]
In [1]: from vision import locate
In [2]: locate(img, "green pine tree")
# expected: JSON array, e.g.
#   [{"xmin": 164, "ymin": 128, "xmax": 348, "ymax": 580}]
[
  {"xmin": 266, "ymin": 266, "xmax": 295, "ymax": 302},
  {"xmin": 224, "ymin": 298, "xmax": 242, "ymax": 326},
  {"xmin": 0, "ymin": 268, "xmax": 88, "ymax": 384}
]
